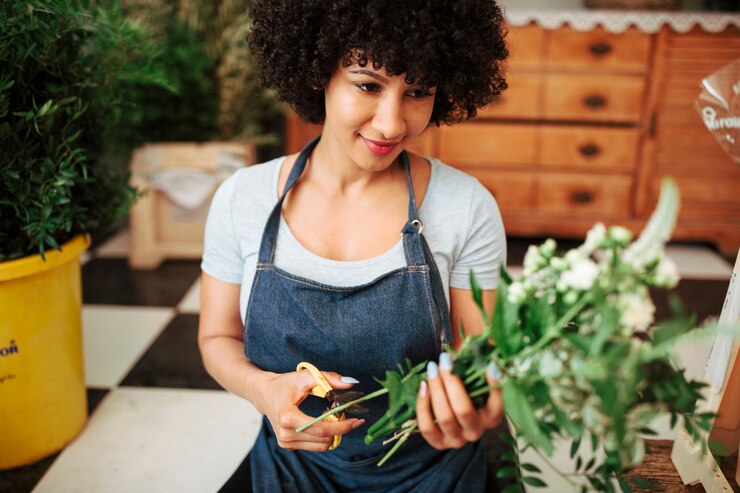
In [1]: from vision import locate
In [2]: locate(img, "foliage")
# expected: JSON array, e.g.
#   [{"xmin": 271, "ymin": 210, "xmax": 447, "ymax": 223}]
[
  {"xmin": 0, "ymin": 0, "xmax": 173, "ymax": 260},
  {"xmin": 299, "ymin": 178, "xmax": 727, "ymax": 492},
  {"xmin": 118, "ymin": 0, "xmax": 281, "ymax": 145}
]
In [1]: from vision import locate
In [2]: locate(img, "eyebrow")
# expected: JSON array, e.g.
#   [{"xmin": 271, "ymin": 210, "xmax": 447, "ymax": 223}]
[{"xmin": 349, "ymin": 69, "xmax": 388, "ymax": 83}]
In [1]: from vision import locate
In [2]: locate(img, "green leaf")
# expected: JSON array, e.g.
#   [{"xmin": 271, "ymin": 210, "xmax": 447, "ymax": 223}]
[
  {"xmin": 522, "ymin": 476, "xmax": 547, "ymax": 487},
  {"xmin": 496, "ymin": 466, "xmax": 519, "ymax": 479},
  {"xmin": 570, "ymin": 438, "xmax": 581, "ymax": 459},
  {"xmin": 520, "ymin": 463, "xmax": 541, "ymax": 473},
  {"xmin": 627, "ymin": 476, "xmax": 653, "ymax": 489},
  {"xmin": 503, "ymin": 379, "xmax": 553, "ymax": 456},
  {"xmin": 502, "ymin": 484, "xmax": 524, "ymax": 493},
  {"xmin": 617, "ymin": 478, "xmax": 634, "ymax": 493}
]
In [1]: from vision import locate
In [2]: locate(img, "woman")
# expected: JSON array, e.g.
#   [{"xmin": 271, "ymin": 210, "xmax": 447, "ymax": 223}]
[{"xmin": 199, "ymin": 1, "xmax": 509, "ymax": 491}]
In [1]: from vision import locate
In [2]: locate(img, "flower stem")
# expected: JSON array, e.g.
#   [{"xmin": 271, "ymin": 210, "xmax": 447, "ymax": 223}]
[
  {"xmin": 377, "ymin": 421, "xmax": 418, "ymax": 467},
  {"xmin": 295, "ymin": 388, "xmax": 388, "ymax": 433}
]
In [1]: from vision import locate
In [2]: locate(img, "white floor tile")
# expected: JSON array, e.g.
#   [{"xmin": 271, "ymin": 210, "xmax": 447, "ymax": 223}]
[
  {"xmin": 33, "ymin": 387, "xmax": 262, "ymax": 493},
  {"xmin": 178, "ymin": 278, "xmax": 201, "ymax": 314},
  {"xmin": 96, "ymin": 228, "xmax": 131, "ymax": 258},
  {"xmin": 82, "ymin": 306, "xmax": 174, "ymax": 387},
  {"xmin": 665, "ymin": 244, "xmax": 733, "ymax": 280}
]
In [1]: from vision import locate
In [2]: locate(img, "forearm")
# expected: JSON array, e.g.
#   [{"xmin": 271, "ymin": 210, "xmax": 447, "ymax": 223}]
[{"xmin": 199, "ymin": 335, "xmax": 274, "ymax": 415}]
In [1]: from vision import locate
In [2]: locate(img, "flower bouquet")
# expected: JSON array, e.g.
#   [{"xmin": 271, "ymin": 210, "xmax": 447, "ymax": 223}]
[{"xmin": 298, "ymin": 178, "xmax": 720, "ymax": 492}]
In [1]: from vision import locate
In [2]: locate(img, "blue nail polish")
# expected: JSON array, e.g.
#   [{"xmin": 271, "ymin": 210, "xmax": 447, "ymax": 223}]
[
  {"xmin": 426, "ymin": 361, "xmax": 439, "ymax": 379},
  {"xmin": 439, "ymin": 352, "xmax": 452, "ymax": 371},
  {"xmin": 341, "ymin": 376, "xmax": 360, "ymax": 384},
  {"xmin": 487, "ymin": 362, "xmax": 500, "ymax": 381}
]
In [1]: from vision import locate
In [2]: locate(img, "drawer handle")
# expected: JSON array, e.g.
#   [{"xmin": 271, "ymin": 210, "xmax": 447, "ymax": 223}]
[
  {"xmin": 570, "ymin": 191, "xmax": 594, "ymax": 204},
  {"xmin": 589, "ymin": 42, "xmax": 613, "ymax": 57},
  {"xmin": 583, "ymin": 95, "xmax": 607, "ymax": 109},
  {"xmin": 579, "ymin": 144, "xmax": 601, "ymax": 157}
]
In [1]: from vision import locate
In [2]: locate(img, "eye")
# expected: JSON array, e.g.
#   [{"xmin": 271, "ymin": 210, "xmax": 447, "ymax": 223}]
[
  {"xmin": 356, "ymin": 82, "xmax": 380, "ymax": 93},
  {"xmin": 407, "ymin": 88, "xmax": 433, "ymax": 99}
]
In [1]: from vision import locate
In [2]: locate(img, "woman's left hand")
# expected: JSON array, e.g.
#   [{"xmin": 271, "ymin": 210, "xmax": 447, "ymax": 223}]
[{"xmin": 416, "ymin": 352, "xmax": 503, "ymax": 449}]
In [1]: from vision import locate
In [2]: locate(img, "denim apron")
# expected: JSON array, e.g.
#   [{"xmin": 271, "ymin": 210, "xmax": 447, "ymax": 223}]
[{"xmin": 243, "ymin": 137, "xmax": 486, "ymax": 492}]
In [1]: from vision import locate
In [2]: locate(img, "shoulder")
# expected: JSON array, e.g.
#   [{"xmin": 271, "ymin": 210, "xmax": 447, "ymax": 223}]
[
  {"xmin": 214, "ymin": 156, "xmax": 284, "ymax": 204},
  {"xmin": 425, "ymin": 157, "xmax": 498, "ymax": 215}
]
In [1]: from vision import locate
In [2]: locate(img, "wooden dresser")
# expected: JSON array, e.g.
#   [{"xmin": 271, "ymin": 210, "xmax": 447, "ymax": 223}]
[{"xmin": 285, "ymin": 14, "xmax": 740, "ymax": 256}]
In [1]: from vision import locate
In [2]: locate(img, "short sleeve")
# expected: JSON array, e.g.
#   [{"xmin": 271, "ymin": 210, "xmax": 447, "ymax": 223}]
[
  {"xmin": 449, "ymin": 181, "xmax": 506, "ymax": 291},
  {"xmin": 201, "ymin": 174, "xmax": 243, "ymax": 284}
]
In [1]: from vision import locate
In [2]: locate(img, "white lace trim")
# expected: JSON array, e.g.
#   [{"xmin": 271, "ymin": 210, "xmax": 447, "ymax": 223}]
[{"xmin": 504, "ymin": 10, "xmax": 740, "ymax": 34}]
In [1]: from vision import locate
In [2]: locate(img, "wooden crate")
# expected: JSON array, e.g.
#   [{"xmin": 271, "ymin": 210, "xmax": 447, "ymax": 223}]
[{"xmin": 128, "ymin": 141, "xmax": 255, "ymax": 270}]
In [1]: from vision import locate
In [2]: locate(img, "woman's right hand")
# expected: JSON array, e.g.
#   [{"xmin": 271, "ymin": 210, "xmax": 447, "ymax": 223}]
[{"xmin": 255, "ymin": 369, "xmax": 365, "ymax": 452}]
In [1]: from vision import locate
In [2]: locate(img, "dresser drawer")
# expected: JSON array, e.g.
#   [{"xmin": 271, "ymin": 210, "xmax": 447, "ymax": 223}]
[
  {"xmin": 438, "ymin": 123, "xmax": 539, "ymax": 167},
  {"xmin": 547, "ymin": 27, "xmax": 651, "ymax": 73},
  {"xmin": 536, "ymin": 173, "xmax": 632, "ymax": 216},
  {"xmin": 540, "ymin": 126, "xmax": 640, "ymax": 172},
  {"xmin": 465, "ymin": 169, "xmax": 534, "ymax": 212},
  {"xmin": 479, "ymin": 72, "xmax": 543, "ymax": 119},
  {"xmin": 506, "ymin": 24, "xmax": 546, "ymax": 69},
  {"xmin": 544, "ymin": 74, "xmax": 646, "ymax": 122}
]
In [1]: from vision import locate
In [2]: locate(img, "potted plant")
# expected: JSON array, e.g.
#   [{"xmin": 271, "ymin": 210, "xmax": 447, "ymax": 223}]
[
  {"xmin": 116, "ymin": 0, "xmax": 281, "ymax": 268},
  {"xmin": 0, "ymin": 0, "xmax": 172, "ymax": 469}
]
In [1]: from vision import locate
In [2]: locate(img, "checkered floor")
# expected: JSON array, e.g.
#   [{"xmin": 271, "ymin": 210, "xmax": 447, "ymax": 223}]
[{"xmin": 2, "ymin": 227, "xmax": 736, "ymax": 493}]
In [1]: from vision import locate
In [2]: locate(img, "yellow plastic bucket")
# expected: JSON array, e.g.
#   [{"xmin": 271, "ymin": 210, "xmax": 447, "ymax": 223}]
[{"xmin": 0, "ymin": 235, "xmax": 90, "ymax": 469}]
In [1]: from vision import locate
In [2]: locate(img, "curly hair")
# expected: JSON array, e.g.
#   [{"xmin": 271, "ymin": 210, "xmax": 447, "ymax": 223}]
[{"xmin": 247, "ymin": 0, "xmax": 509, "ymax": 126}]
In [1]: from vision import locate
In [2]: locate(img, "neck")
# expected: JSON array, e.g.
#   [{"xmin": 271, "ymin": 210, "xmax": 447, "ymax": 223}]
[{"xmin": 306, "ymin": 132, "xmax": 404, "ymax": 194}]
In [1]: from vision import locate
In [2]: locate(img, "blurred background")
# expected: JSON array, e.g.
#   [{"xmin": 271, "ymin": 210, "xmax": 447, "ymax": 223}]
[{"xmin": 1, "ymin": 0, "xmax": 739, "ymax": 492}]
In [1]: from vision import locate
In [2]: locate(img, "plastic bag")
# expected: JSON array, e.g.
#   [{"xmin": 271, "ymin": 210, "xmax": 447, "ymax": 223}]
[{"xmin": 694, "ymin": 58, "xmax": 740, "ymax": 164}]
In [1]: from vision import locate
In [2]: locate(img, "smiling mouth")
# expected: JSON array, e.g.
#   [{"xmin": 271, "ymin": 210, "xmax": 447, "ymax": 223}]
[{"xmin": 360, "ymin": 136, "xmax": 400, "ymax": 155}]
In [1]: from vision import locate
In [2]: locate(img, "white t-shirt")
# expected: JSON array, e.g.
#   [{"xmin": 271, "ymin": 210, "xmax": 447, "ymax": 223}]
[{"xmin": 201, "ymin": 156, "xmax": 507, "ymax": 321}]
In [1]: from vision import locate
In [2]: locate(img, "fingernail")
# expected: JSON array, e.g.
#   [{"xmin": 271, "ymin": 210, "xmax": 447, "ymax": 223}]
[
  {"xmin": 488, "ymin": 362, "xmax": 500, "ymax": 381},
  {"xmin": 419, "ymin": 380, "xmax": 428, "ymax": 398},
  {"xmin": 341, "ymin": 376, "xmax": 360, "ymax": 384},
  {"xmin": 426, "ymin": 361, "xmax": 439, "ymax": 379},
  {"xmin": 439, "ymin": 352, "xmax": 452, "ymax": 371},
  {"xmin": 352, "ymin": 419, "xmax": 366, "ymax": 429}
]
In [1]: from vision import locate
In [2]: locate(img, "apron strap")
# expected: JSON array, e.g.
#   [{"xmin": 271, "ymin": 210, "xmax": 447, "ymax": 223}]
[
  {"xmin": 399, "ymin": 152, "xmax": 453, "ymax": 345},
  {"xmin": 256, "ymin": 136, "xmax": 319, "ymax": 264}
]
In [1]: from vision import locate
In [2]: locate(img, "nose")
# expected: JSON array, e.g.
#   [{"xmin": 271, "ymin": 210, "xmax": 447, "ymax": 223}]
[{"xmin": 372, "ymin": 94, "xmax": 406, "ymax": 141}]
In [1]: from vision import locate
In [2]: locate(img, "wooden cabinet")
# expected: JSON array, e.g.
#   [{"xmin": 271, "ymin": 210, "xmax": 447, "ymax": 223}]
[{"xmin": 285, "ymin": 23, "xmax": 740, "ymax": 255}]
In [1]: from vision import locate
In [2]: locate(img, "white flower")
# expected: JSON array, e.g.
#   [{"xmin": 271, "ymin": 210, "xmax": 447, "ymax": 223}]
[
  {"xmin": 563, "ymin": 290, "xmax": 579, "ymax": 305},
  {"xmin": 619, "ymin": 292, "xmax": 655, "ymax": 331},
  {"xmin": 550, "ymin": 256, "xmax": 568, "ymax": 271},
  {"xmin": 561, "ymin": 258, "xmax": 600, "ymax": 291},
  {"xmin": 582, "ymin": 222, "xmax": 606, "ymax": 253},
  {"xmin": 608, "ymin": 225, "xmax": 633, "ymax": 246},
  {"xmin": 541, "ymin": 239, "xmax": 557, "ymax": 258},
  {"xmin": 538, "ymin": 351, "xmax": 564, "ymax": 378},
  {"xmin": 654, "ymin": 256, "xmax": 679, "ymax": 288},
  {"xmin": 523, "ymin": 245, "xmax": 543, "ymax": 274},
  {"xmin": 507, "ymin": 281, "xmax": 527, "ymax": 304}
]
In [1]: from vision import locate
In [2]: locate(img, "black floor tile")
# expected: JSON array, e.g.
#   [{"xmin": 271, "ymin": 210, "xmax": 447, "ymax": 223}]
[
  {"xmin": 120, "ymin": 313, "xmax": 220, "ymax": 390},
  {"xmin": 82, "ymin": 258, "xmax": 201, "ymax": 307},
  {"xmin": 0, "ymin": 453, "xmax": 57, "ymax": 493},
  {"xmin": 87, "ymin": 388, "xmax": 109, "ymax": 416}
]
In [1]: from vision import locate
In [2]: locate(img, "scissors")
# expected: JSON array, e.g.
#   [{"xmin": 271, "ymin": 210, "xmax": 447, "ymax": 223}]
[{"xmin": 296, "ymin": 361, "xmax": 367, "ymax": 450}]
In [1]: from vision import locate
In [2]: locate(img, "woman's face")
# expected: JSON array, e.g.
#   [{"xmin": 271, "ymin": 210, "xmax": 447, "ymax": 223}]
[{"xmin": 321, "ymin": 59, "xmax": 436, "ymax": 172}]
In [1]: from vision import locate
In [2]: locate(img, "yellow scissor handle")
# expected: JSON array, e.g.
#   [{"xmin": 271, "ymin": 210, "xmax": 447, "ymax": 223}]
[{"xmin": 296, "ymin": 361, "xmax": 342, "ymax": 450}]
